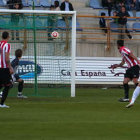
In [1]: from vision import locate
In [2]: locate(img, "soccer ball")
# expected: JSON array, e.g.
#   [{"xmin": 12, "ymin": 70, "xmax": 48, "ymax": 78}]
[{"xmin": 51, "ymin": 31, "xmax": 59, "ymax": 38}]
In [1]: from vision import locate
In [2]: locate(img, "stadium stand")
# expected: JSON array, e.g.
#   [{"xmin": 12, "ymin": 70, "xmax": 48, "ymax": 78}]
[{"xmin": 0, "ymin": 0, "xmax": 140, "ymax": 57}]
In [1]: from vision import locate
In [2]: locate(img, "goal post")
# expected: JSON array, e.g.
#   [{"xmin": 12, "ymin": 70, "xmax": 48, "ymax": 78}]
[{"xmin": 0, "ymin": 9, "xmax": 76, "ymax": 97}]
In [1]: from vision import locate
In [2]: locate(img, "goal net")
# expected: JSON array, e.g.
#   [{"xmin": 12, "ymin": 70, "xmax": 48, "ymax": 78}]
[{"xmin": 0, "ymin": 9, "xmax": 76, "ymax": 97}]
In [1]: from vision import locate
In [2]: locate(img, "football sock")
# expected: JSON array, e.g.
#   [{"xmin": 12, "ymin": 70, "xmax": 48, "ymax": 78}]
[
  {"xmin": 0, "ymin": 91, "xmax": 2, "ymax": 95},
  {"xmin": 131, "ymin": 86, "xmax": 140, "ymax": 104},
  {"xmin": 0, "ymin": 86, "xmax": 10, "ymax": 105},
  {"xmin": 18, "ymin": 92, "xmax": 22, "ymax": 95},
  {"xmin": 123, "ymin": 83, "xmax": 129, "ymax": 99},
  {"xmin": 18, "ymin": 80, "xmax": 24, "ymax": 93}
]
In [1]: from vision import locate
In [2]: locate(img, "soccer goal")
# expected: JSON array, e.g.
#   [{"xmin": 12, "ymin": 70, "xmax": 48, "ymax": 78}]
[{"xmin": 0, "ymin": 9, "xmax": 76, "ymax": 97}]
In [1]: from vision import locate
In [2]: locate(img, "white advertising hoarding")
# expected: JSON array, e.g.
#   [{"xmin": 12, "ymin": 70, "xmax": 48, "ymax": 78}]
[{"xmin": 12, "ymin": 56, "xmax": 132, "ymax": 84}]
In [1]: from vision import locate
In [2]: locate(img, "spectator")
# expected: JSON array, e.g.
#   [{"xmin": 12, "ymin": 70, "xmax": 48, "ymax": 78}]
[
  {"xmin": 99, "ymin": 12, "xmax": 107, "ymax": 35},
  {"xmin": 54, "ymin": 1, "xmax": 60, "ymax": 11},
  {"xmin": 11, "ymin": 3, "xmax": 23, "ymax": 40},
  {"xmin": 7, "ymin": 0, "xmax": 23, "ymax": 9},
  {"xmin": 102, "ymin": 0, "xmax": 113, "ymax": 16},
  {"xmin": 51, "ymin": 0, "xmax": 60, "ymax": 6},
  {"xmin": 115, "ymin": 1, "xmax": 129, "ymax": 11},
  {"xmin": 60, "ymin": 0, "xmax": 74, "ymax": 11},
  {"xmin": 48, "ymin": 5, "xmax": 57, "ymax": 40},
  {"xmin": 127, "ymin": 0, "xmax": 140, "ymax": 11},
  {"xmin": 116, "ymin": 6, "xmax": 132, "ymax": 39}
]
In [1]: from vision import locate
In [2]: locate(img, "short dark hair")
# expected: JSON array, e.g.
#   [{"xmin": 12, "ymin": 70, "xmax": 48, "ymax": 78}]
[
  {"xmin": 2, "ymin": 31, "xmax": 9, "ymax": 39},
  {"xmin": 101, "ymin": 12, "xmax": 106, "ymax": 16},
  {"xmin": 15, "ymin": 49, "xmax": 23, "ymax": 58},
  {"xmin": 54, "ymin": 1, "xmax": 59, "ymax": 8},
  {"xmin": 117, "ymin": 40, "xmax": 124, "ymax": 47},
  {"xmin": 50, "ymin": 5, "xmax": 54, "ymax": 9}
]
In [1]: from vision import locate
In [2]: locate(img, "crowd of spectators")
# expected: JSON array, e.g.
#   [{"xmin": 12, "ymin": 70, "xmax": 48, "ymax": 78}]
[
  {"xmin": 100, "ymin": 0, "xmax": 136, "ymax": 39},
  {"xmin": 51, "ymin": 0, "xmax": 74, "ymax": 11},
  {"xmin": 102, "ymin": 0, "xmax": 140, "ymax": 16},
  {"xmin": 5, "ymin": 0, "xmax": 74, "ymax": 40}
]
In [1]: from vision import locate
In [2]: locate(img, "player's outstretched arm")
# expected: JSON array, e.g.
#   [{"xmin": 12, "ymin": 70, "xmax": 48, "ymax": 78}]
[
  {"xmin": 110, "ymin": 59, "xmax": 125, "ymax": 69},
  {"xmin": 118, "ymin": 59, "xmax": 125, "ymax": 67}
]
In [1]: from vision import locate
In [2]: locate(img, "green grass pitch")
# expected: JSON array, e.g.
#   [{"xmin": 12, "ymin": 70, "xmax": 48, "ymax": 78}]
[{"xmin": 0, "ymin": 88, "xmax": 140, "ymax": 140}]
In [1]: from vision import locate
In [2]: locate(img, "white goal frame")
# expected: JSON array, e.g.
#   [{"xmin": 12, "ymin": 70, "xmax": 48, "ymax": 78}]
[{"xmin": 0, "ymin": 9, "xmax": 76, "ymax": 97}]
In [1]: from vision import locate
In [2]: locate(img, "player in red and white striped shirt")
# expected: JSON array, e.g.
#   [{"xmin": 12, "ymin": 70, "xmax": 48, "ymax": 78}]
[
  {"xmin": 0, "ymin": 31, "xmax": 13, "ymax": 108},
  {"xmin": 112, "ymin": 40, "xmax": 140, "ymax": 102}
]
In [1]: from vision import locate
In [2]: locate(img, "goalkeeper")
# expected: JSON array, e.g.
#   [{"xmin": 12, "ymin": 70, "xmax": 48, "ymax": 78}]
[
  {"xmin": 0, "ymin": 49, "xmax": 27, "ymax": 98},
  {"xmin": 109, "ymin": 40, "xmax": 140, "ymax": 102}
]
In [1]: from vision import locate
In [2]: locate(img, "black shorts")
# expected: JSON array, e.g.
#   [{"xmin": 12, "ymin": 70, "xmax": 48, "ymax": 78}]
[
  {"xmin": 124, "ymin": 65, "xmax": 140, "ymax": 80},
  {"xmin": 0, "ymin": 68, "xmax": 12, "ymax": 86},
  {"xmin": 12, "ymin": 74, "xmax": 20, "ymax": 82}
]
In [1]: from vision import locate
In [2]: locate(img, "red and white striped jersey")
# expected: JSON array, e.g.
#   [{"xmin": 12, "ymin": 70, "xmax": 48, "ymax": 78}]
[
  {"xmin": 0, "ymin": 41, "xmax": 11, "ymax": 68},
  {"xmin": 119, "ymin": 46, "xmax": 137, "ymax": 68}
]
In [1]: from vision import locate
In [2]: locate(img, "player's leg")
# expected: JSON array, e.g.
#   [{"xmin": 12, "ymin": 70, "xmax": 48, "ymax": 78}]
[
  {"xmin": 132, "ymin": 65, "xmax": 139, "ymax": 87},
  {"xmin": 126, "ymin": 65, "xmax": 140, "ymax": 108},
  {"xmin": 0, "ymin": 68, "xmax": 12, "ymax": 108},
  {"xmin": 133, "ymin": 78, "xmax": 139, "ymax": 87},
  {"xmin": 16, "ymin": 78, "xmax": 27, "ymax": 98},
  {"xmin": 0, "ymin": 86, "xmax": 10, "ymax": 108},
  {"xmin": 123, "ymin": 78, "xmax": 131, "ymax": 99},
  {"xmin": 119, "ymin": 77, "xmax": 131, "ymax": 102},
  {"xmin": 119, "ymin": 68, "xmax": 133, "ymax": 102},
  {"xmin": 0, "ymin": 84, "xmax": 13, "ymax": 98},
  {"xmin": 126, "ymin": 84, "xmax": 140, "ymax": 108}
]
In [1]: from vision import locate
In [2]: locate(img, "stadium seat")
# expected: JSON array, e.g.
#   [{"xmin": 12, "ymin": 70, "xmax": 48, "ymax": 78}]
[
  {"xmin": 126, "ymin": 23, "xmax": 133, "ymax": 32},
  {"xmin": 0, "ymin": 19, "xmax": 6, "ymax": 28},
  {"xmin": 110, "ymin": 22, "xmax": 118, "ymax": 32},
  {"xmin": 0, "ymin": 0, "xmax": 5, "ymax": 6},
  {"xmin": 44, "ymin": 20, "xmax": 48, "ymax": 27},
  {"xmin": 132, "ymin": 22, "xmax": 140, "ymax": 32},
  {"xmin": 110, "ymin": 22, "xmax": 132, "ymax": 32},
  {"xmin": 2, "ymin": 0, "xmax": 7, "ymax": 5},
  {"xmin": 2, "ymin": 13, "xmax": 11, "ymax": 18},
  {"xmin": 19, "ymin": 19, "xmax": 32, "ymax": 28},
  {"xmin": 128, "ymin": 11, "xmax": 135, "ymax": 20},
  {"xmin": 35, "ymin": 19, "xmax": 44, "ymax": 29},
  {"xmin": 28, "ymin": 0, "xmax": 41, "ymax": 7},
  {"xmin": 136, "ymin": 11, "xmax": 140, "ymax": 20},
  {"xmin": 40, "ymin": 0, "xmax": 50, "ymax": 7},
  {"xmin": 89, "ymin": 0, "xmax": 103, "ymax": 9},
  {"xmin": 44, "ymin": 20, "xmax": 58, "ymax": 30},
  {"xmin": 57, "ymin": 19, "xmax": 66, "ymax": 30},
  {"xmin": 22, "ymin": 0, "xmax": 30, "ymax": 7},
  {"xmin": 69, "ymin": 21, "xmax": 83, "ymax": 31}
]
